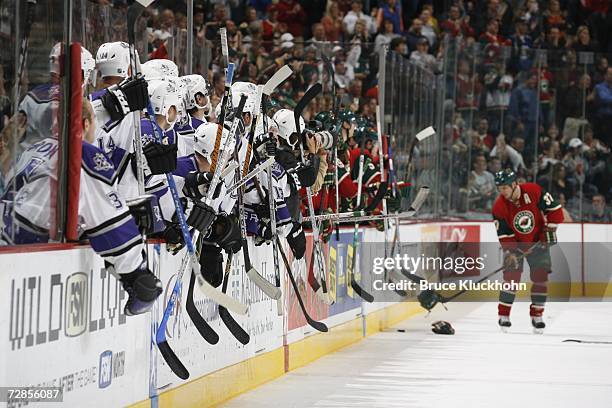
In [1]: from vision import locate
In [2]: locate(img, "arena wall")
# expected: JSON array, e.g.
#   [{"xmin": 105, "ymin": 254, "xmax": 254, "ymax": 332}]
[{"xmin": 1, "ymin": 221, "xmax": 610, "ymax": 407}]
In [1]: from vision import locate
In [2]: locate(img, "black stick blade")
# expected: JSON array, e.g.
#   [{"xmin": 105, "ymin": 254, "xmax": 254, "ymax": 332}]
[
  {"xmin": 351, "ymin": 280, "xmax": 374, "ymax": 303},
  {"xmin": 219, "ymin": 306, "xmax": 251, "ymax": 345},
  {"xmin": 295, "ymin": 83, "xmax": 323, "ymax": 118},
  {"xmin": 307, "ymin": 317, "xmax": 328, "ymax": 332},
  {"xmin": 186, "ymin": 271, "xmax": 220, "ymax": 345},
  {"xmin": 157, "ymin": 340, "xmax": 190, "ymax": 380}
]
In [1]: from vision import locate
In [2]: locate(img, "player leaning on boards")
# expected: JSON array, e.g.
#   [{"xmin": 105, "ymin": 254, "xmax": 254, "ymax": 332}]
[{"xmin": 492, "ymin": 169, "xmax": 563, "ymax": 333}]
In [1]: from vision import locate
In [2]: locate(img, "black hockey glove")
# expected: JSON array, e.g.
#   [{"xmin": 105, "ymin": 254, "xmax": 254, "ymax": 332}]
[
  {"xmin": 126, "ymin": 194, "xmax": 166, "ymax": 235},
  {"xmin": 183, "ymin": 171, "xmax": 222, "ymax": 200},
  {"xmin": 143, "ymin": 142, "xmax": 177, "ymax": 174},
  {"xmin": 206, "ymin": 214, "xmax": 242, "ymax": 254},
  {"xmin": 186, "ymin": 200, "xmax": 217, "ymax": 233},
  {"xmin": 199, "ymin": 244, "xmax": 224, "ymax": 288},
  {"xmin": 286, "ymin": 221, "xmax": 306, "ymax": 260},
  {"xmin": 100, "ymin": 75, "xmax": 149, "ymax": 122},
  {"xmin": 119, "ymin": 264, "xmax": 162, "ymax": 316},
  {"xmin": 255, "ymin": 219, "xmax": 273, "ymax": 246}
]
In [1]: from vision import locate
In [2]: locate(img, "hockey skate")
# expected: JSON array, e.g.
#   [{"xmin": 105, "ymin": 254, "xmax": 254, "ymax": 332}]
[
  {"xmin": 498, "ymin": 315, "xmax": 511, "ymax": 333},
  {"xmin": 531, "ymin": 316, "xmax": 546, "ymax": 334}
]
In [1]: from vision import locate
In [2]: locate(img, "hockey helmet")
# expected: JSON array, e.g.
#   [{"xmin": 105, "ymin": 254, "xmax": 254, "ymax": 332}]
[
  {"xmin": 96, "ymin": 41, "xmax": 136, "ymax": 79},
  {"xmin": 142, "ymin": 58, "xmax": 179, "ymax": 79},
  {"xmin": 193, "ymin": 122, "xmax": 230, "ymax": 163},
  {"xmin": 494, "ymin": 169, "xmax": 517, "ymax": 186},
  {"xmin": 338, "ymin": 109, "xmax": 356, "ymax": 125},
  {"xmin": 180, "ymin": 74, "xmax": 210, "ymax": 111},
  {"xmin": 148, "ymin": 78, "xmax": 181, "ymax": 126},
  {"xmin": 50, "ymin": 43, "xmax": 96, "ymax": 88},
  {"xmin": 431, "ymin": 320, "xmax": 455, "ymax": 335},
  {"xmin": 272, "ymin": 108, "xmax": 304, "ymax": 149}
]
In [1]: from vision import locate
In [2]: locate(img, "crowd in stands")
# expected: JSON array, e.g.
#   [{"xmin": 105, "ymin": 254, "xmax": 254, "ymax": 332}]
[{"xmin": 3, "ymin": 0, "xmax": 612, "ymax": 221}]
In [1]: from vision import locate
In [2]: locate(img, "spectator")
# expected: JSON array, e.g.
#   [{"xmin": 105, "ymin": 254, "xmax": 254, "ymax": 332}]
[
  {"xmin": 475, "ymin": 117, "xmax": 496, "ymax": 150},
  {"xmin": 375, "ymin": 19, "xmax": 401, "ymax": 54},
  {"xmin": 455, "ymin": 58, "xmax": 482, "ymax": 130},
  {"xmin": 509, "ymin": 16, "xmax": 534, "ymax": 72},
  {"xmin": 543, "ymin": 0, "xmax": 567, "ymax": 31},
  {"xmin": 405, "ymin": 18, "xmax": 426, "ymax": 53},
  {"xmin": 469, "ymin": 154, "xmax": 496, "ymax": 210},
  {"xmin": 440, "ymin": 4, "xmax": 475, "ymax": 38},
  {"xmin": 343, "ymin": 0, "xmax": 376, "ymax": 37},
  {"xmin": 587, "ymin": 194, "xmax": 612, "ymax": 222},
  {"xmin": 537, "ymin": 27, "xmax": 566, "ymax": 67},
  {"xmin": 204, "ymin": 4, "xmax": 227, "ymax": 41},
  {"xmin": 522, "ymin": 0, "xmax": 543, "ymax": 38},
  {"xmin": 476, "ymin": 0, "xmax": 514, "ymax": 37},
  {"xmin": 572, "ymin": 25, "xmax": 596, "ymax": 53},
  {"xmin": 389, "ymin": 37, "xmax": 408, "ymax": 57},
  {"xmin": 508, "ymin": 73, "xmax": 540, "ymax": 150},
  {"xmin": 559, "ymin": 73, "xmax": 595, "ymax": 122},
  {"xmin": 310, "ymin": 23, "xmax": 328, "ymax": 48},
  {"xmin": 549, "ymin": 162, "xmax": 575, "ymax": 200},
  {"xmin": 268, "ymin": 0, "xmax": 306, "ymax": 38},
  {"xmin": 470, "ymin": 130, "xmax": 491, "ymax": 157},
  {"xmin": 334, "ymin": 58, "xmax": 355, "ymax": 89},
  {"xmin": 409, "ymin": 38, "xmax": 438, "ymax": 72},
  {"xmin": 376, "ymin": 0, "xmax": 403, "ymax": 35},
  {"xmin": 593, "ymin": 56, "xmax": 609, "ymax": 84},
  {"xmin": 418, "ymin": 7, "xmax": 438, "ymax": 48},
  {"xmin": 491, "ymin": 133, "xmax": 526, "ymax": 172},
  {"xmin": 321, "ymin": 2, "xmax": 344, "ymax": 43},
  {"xmin": 489, "ymin": 156, "xmax": 502, "ymax": 174},
  {"xmin": 484, "ymin": 67, "xmax": 513, "ymax": 135},
  {"xmin": 593, "ymin": 67, "xmax": 612, "ymax": 146}
]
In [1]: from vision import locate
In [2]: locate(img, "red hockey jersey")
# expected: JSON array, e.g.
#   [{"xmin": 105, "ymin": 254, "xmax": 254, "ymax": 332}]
[{"xmin": 492, "ymin": 183, "xmax": 564, "ymax": 246}]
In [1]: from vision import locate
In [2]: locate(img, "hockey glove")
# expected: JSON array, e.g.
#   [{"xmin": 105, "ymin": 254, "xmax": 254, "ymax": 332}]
[
  {"xmin": 254, "ymin": 132, "xmax": 277, "ymax": 160},
  {"xmin": 503, "ymin": 250, "xmax": 521, "ymax": 270},
  {"xmin": 544, "ymin": 225, "xmax": 557, "ymax": 246},
  {"xmin": 206, "ymin": 214, "xmax": 242, "ymax": 254},
  {"xmin": 255, "ymin": 219, "xmax": 273, "ymax": 246},
  {"xmin": 287, "ymin": 221, "xmax": 306, "ymax": 259},
  {"xmin": 100, "ymin": 75, "xmax": 149, "ymax": 122},
  {"xmin": 186, "ymin": 200, "xmax": 216, "ymax": 234},
  {"xmin": 199, "ymin": 244, "xmax": 224, "ymax": 287},
  {"xmin": 126, "ymin": 194, "xmax": 165, "ymax": 235},
  {"xmin": 183, "ymin": 171, "xmax": 221, "ymax": 200},
  {"xmin": 143, "ymin": 142, "xmax": 177, "ymax": 174}
]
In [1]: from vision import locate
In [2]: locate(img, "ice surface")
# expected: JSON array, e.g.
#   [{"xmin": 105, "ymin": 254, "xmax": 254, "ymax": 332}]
[{"xmin": 223, "ymin": 302, "xmax": 612, "ymax": 408}]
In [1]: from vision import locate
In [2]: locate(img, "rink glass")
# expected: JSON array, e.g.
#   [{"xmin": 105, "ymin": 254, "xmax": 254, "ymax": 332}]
[{"xmin": 1, "ymin": 1, "xmax": 612, "ymax": 247}]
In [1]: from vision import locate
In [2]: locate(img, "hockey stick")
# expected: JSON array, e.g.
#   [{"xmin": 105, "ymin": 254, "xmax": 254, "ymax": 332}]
[
  {"xmin": 349, "ymin": 129, "xmax": 374, "ymax": 303},
  {"xmin": 277, "ymin": 237, "xmax": 328, "ymax": 332},
  {"xmin": 295, "ymin": 83, "xmax": 332, "ymax": 304},
  {"xmin": 226, "ymin": 157, "xmax": 275, "ymax": 195},
  {"xmin": 155, "ymin": 93, "xmax": 249, "ymax": 380},
  {"xmin": 232, "ymin": 87, "xmax": 281, "ymax": 301},
  {"xmin": 320, "ymin": 53, "xmax": 341, "ymax": 241},
  {"xmin": 563, "ymin": 339, "xmax": 612, "ymax": 345},
  {"xmin": 404, "ymin": 242, "xmax": 543, "ymax": 311},
  {"xmin": 218, "ymin": 253, "xmax": 250, "ymax": 345},
  {"xmin": 311, "ymin": 186, "xmax": 430, "ymax": 223}
]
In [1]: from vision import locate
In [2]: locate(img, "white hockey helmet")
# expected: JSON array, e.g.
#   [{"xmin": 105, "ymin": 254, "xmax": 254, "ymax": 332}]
[
  {"xmin": 49, "ymin": 43, "xmax": 96, "ymax": 89},
  {"xmin": 194, "ymin": 122, "xmax": 229, "ymax": 163},
  {"xmin": 180, "ymin": 74, "xmax": 210, "ymax": 111},
  {"xmin": 95, "ymin": 41, "xmax": 135, "ymax": 79},
  {"xmin": 231, "ymin": 81, "xmax": 258, "ymax": 114},
  {"xmin": 142, "ymin": 58, "xmax": 179, "ymax": 79},
  {"xmin": 273, "ymin": 108, "xmax": 304, "ymax": 148},
  {"xmin": 148, "ymin": 78, "xmax": 181, "ymax": 126}
]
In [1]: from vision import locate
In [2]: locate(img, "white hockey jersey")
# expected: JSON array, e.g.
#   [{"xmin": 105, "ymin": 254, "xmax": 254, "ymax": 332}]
[{"xmin": 1, "ymin": 138, "xmax": 144, "ymax": 274}]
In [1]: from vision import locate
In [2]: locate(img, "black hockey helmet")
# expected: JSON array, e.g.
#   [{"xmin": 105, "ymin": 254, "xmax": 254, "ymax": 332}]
[{"xmin": 494, "ymin": 168, "xmax": 517, "ymax": 186}]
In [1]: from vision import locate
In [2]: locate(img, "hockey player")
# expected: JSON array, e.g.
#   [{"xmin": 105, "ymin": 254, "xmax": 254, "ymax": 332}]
[
  {"xmin": 175, "ymin": 74, "xmax": 210, "ymax": 156},
  {"xmin": 1, "ymin": 98, "xmax": 162, "ymax": 315},
  {"xmin": 492, "ymin": 169, "xmax": 563, "ymax": 332},
  {"xmin": 15, "ymin": 43, "xmax": 95, "ymax": 157}
]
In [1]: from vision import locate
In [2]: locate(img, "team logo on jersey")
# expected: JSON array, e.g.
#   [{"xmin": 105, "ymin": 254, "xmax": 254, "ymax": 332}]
[
  {"xmin": 93, "ymin": 153, "xmax": 113, "ymax": 172},
  {"xmin": 513, "ymin": 210, "xmax": 535, "ymax": 234}
]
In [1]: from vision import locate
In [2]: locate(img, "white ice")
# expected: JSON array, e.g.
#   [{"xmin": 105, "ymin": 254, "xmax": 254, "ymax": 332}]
[{"xmin": 222, "ymin": 302, "xmax": 612, "ymax": 408}]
